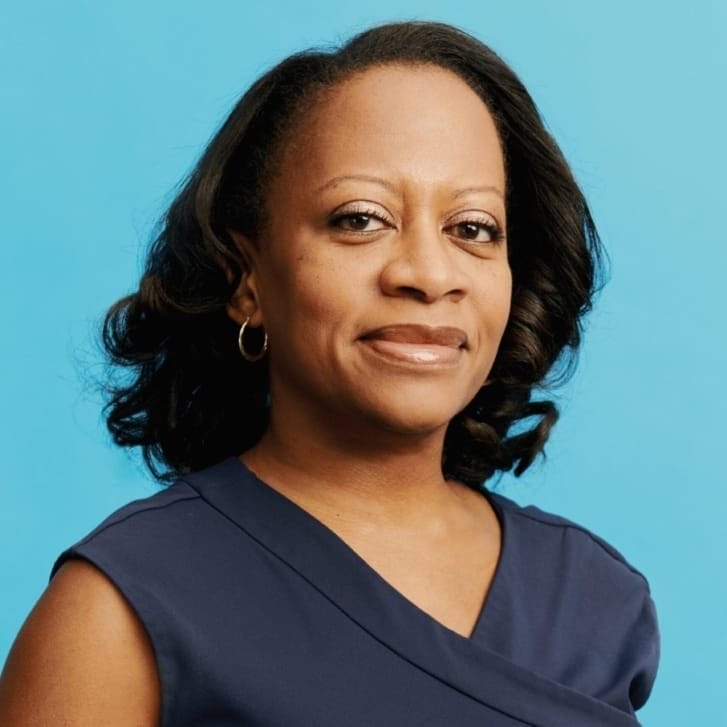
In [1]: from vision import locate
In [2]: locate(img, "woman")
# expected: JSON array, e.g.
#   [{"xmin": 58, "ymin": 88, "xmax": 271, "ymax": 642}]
[{"xmin": 0, "ymin": 20, "xmax": 659, "ymax": 726}]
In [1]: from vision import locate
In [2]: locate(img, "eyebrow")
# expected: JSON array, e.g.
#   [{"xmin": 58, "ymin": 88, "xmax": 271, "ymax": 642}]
[
  {"xmin": 315, "ymin": 174, "xmax": 398, "ymax": 195},
  {"xmin": 315, "ymin": 174, "xmax": 504, "ymax": 200},
  {"xmin": 452, "ymin": 185, "xmax": 505, "ymax": 201}
]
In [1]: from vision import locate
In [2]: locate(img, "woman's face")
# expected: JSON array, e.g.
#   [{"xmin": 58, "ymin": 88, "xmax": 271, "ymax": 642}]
[{"xmin": 231, "ymin": 63, "xmax": 512, "ymax": 440}]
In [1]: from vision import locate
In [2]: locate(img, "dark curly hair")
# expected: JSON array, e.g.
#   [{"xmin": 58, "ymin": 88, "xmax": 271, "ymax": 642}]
[{"xmin": 102, "ymin": 20, "xmax": 605, "ymax": 487}]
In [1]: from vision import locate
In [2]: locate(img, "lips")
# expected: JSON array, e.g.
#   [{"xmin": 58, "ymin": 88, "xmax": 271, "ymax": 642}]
[
  {"xmin": 358, "ymin": 324, "xmax": 468, "ymax": 366},
  {"xmin": 360, "ymin": 324, "xmax": 468, "ymax": 348}
]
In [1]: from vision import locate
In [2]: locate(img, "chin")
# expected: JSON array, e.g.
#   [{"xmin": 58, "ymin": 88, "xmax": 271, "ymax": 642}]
[
  {"xmin": 328, "ymin": 368, "xmax": 484, "ymax": 440},
  {"xmin": 357, "ymin": 392, "xmax": 470, "ymax": 439}
]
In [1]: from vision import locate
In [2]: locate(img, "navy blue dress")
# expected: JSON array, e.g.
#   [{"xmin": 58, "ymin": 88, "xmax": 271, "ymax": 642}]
[{"xmin": 51, "ymin": 457, "xmax": 659, "ymax": 726}]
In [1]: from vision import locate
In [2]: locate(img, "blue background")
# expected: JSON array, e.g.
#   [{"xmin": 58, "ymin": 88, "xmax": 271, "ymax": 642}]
[{"xmin": 2, "ymin": 2, "xmax": 725, "ymax": 723}]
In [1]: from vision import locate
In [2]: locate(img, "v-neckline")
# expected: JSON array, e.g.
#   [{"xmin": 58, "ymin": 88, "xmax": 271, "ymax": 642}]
[
  {"xmin": 230, "ymin": 454, "xmax": 509, "ymax": 644},
  {"xmin": 180, "ymin": 456, "xmax": 643, "ymax": 726}
]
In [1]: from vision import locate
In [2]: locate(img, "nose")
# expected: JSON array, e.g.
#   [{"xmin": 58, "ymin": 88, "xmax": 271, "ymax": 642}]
[{"xmin": 378, "ymin": 218, "xmax": 467, "ymax": 303}]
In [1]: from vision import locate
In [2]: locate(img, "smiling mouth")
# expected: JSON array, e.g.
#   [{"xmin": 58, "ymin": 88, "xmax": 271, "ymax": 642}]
[{"xmin": 359, "ymin": 324, "xmax": 467, "ymax": 365}]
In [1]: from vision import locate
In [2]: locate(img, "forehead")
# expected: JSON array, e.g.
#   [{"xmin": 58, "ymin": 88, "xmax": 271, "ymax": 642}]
[{"xmin": 273, "ymin": 63, "xmax": 505, "ymax": 195}]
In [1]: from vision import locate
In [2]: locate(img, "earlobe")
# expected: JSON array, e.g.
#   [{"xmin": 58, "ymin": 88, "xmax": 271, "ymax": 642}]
[
  {"xmin": 226, "ymin": 272, "xmax": 263, "ymax": 326},
  {"xmin": 225, "ymin": 230, "xmax": 264, "ymax": 327}
]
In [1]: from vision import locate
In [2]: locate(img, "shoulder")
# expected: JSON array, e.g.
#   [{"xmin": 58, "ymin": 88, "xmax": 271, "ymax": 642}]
[
  {"xmin": 0, "ymin": 559, "xmax": 160, "ymax": 725},
  {"xmin": 30, "ymin": 463, "xmax": 251, "ymax": 725},
  {"xmin": 49, "ymin": 458, "xmax": 268, "ymax": 588},
  {"xmin": 489, "ymin": 491, "xmax": 651, "ymax": 591},
  {"xmin": 61, "ymin": 479, "xmax": 203, "ymax": 549},
  {"xmin": 486, "ymin": 491, "xmax": 660, "ymax": 713},
  {"xmin": 47, "ymin": 472, "xmax": 244, "ymax": 647},
  {"xmin": 49, "ymin": 477, "xmax": 217, "ymax": 581},
  {"xmin": 1, "ymin": 479, "xmax": 212, "ymax": 724},
  {"xmin": 51, "ymin": 458, "xmax": 249, "ymax": 569}
]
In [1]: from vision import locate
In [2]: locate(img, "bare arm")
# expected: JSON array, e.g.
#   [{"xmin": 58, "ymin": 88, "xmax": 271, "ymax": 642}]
[{"xmin": 0, "ymin": 559, "xmax": 161, "ymax": 726}]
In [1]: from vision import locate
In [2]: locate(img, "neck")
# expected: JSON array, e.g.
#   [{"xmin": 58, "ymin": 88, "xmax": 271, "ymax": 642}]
[{"xmin": 241, "ymin": 404, "xmax": 462, "ymax": 532}]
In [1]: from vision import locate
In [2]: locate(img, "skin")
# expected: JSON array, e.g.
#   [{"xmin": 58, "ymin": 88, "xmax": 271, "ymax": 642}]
[
  {"xmin": 231, "ymin": 64, "xmax": 511, "ymax": 637},
  {"xmin": 0, "ymin": 63, "xmax": 511, "ymax": 723},
  {"xmin": 0, "ymin": 559, "xmax": 160, "ymax": 725}
]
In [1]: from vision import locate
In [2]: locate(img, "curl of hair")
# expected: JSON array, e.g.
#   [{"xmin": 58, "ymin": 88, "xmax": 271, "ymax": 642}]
[{"xmin": 102, "ymin": 20, "xmax": 605, "ymax": 487}]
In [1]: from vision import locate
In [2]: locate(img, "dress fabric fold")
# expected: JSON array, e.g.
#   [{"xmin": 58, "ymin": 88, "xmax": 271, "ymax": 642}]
[{"xmin": 51, "ymin": 457, "xmax": 659, "ymax": 726}]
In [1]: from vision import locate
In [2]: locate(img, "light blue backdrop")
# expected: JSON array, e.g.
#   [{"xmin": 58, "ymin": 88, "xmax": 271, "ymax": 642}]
[{"xmin": 2, "ymin": 2, "xmax": 725, "ymax": 723}]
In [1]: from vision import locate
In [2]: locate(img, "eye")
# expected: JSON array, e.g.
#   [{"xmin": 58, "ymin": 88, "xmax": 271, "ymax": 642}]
[
  {"xmin": 328, "ymin": 205, "xmax": 392, "ymax": 234},
  {"xmin": 445, "ymin": 217, "xmax": 504, "ymax": 245}
]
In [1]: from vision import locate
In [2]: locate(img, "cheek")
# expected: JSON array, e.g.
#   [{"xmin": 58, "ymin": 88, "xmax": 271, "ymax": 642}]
[
  {"xmin": 263, "ymin": 249, "xmax": 360, "ymax": 344},
  {"xmin": 293, "ymin": 258, "xmax": 347, "ymax": 324},
  {"xmin": 483, "ymin": 263, "xmax": 513, "ymax": 337}
]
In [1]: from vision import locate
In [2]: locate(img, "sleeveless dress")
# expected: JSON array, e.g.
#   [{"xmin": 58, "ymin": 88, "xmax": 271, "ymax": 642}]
[{"xmin": 51, "ymin": 457, "xmax": 659, "ymax": 726}]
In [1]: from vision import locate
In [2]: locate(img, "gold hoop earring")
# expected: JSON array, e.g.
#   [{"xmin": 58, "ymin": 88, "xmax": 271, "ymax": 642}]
[{"xmin": 238, "ymin": 317, "xmax": 268, "ymax": 362}]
